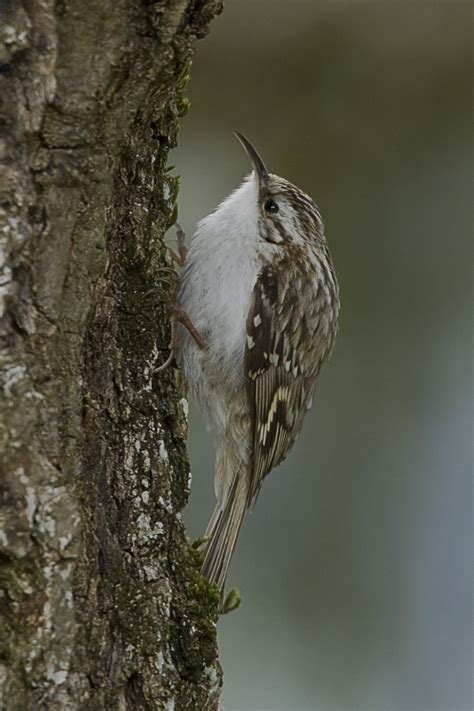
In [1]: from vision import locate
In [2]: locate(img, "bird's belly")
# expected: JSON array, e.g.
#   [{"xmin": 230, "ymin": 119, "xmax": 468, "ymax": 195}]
[{"xmin": 178, "ymin": 236, "xmax": 260, "ymax": 432}]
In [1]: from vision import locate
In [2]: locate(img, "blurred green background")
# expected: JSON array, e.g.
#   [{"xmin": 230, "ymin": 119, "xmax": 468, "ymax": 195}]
[{"xmin": 170, "ymin": 2, "xmax": 473, "ymax": 709}]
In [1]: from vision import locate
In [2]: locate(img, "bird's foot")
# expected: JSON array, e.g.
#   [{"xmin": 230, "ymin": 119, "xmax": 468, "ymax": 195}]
[
  {"xmin": 155, "ymin": 224, "xmax": 205, "ymax": 372},
  {"xmin": 155, "ymin": 305, "xmax": 207, "ymax": 373},
  {"xmin": 173, "ymin": 306, "xmax": 207, "ymax": 350},
  {"xmin": 167, "ymin": 223, "xmax": 188, "ymax": 268}
]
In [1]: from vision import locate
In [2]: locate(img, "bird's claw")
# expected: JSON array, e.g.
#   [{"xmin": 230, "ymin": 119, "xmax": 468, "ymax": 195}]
[{"xmin": 167, "ymin": 223, "xmax": 188, "ymax": 267}]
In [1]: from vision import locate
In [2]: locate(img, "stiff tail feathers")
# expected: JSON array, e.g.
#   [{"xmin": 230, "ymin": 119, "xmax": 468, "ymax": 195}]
[{"xmin": 201, "ymin": 473, "xmax": 248, "ymax": 593}]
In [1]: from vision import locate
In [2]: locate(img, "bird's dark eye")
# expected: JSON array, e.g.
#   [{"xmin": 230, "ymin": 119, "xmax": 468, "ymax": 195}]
[{"xmin": 264, "ymin": 198, "xmax": 279, "ymax": 214}]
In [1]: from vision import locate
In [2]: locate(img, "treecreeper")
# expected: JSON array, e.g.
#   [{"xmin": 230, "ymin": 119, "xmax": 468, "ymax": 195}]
[{"xmin": 159, "ymin": 132, "xmax": 340, "ymax": 601}]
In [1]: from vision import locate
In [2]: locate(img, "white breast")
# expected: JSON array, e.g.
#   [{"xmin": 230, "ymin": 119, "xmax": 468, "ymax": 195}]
[{"xmin": 178, "ymin": 174, "xmax": 262, "ymax": 431}]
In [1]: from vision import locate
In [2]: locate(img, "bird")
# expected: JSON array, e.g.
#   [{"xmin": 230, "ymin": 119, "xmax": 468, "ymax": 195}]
[{"xmin": 160, "ymin": 132, "xmax": 340, "ymax": 596}]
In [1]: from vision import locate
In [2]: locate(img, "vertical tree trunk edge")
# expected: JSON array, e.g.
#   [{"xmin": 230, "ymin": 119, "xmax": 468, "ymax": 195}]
[{"xmin": 0, "ymin": 1, "xmax": 223, "ymax": 708}]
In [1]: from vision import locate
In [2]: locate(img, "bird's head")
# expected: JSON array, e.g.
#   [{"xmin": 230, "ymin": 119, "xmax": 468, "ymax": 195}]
[{"xmin": 233, "ymin": 131, "xmax": 325, "ymax": 249}]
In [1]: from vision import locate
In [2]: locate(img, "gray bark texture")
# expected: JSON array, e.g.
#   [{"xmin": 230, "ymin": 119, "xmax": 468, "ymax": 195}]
[{"xmin": 0, "ymin": 1, "xmax": 223, "ymax": 708}]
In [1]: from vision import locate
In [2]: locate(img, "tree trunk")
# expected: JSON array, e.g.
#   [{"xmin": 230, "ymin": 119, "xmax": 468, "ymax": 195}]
[{"xmin": 0, "ymin": 1, "xmax": 223, "ymax": 708}]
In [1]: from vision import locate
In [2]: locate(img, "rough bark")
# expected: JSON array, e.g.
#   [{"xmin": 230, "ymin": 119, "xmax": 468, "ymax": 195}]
[{"xmin": 0, "ymin": 1, "xmax": 223, "ymax": 708}]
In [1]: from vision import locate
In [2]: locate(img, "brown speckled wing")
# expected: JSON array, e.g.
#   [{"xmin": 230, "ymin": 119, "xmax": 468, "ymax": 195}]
[{"xmin": 245, "ymin": 263, "xmax": 316, "ymax": 507}]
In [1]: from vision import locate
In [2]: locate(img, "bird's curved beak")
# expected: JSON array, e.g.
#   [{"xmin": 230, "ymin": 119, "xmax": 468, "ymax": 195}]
[{"xmin": 233, "ymin": 131, "xmax": 269, "ymax": 186}]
